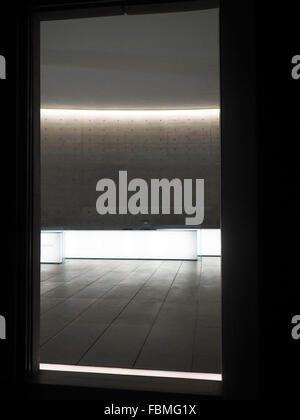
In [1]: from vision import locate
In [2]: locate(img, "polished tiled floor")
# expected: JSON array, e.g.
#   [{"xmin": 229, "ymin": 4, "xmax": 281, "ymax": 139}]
[{"xmin": 40, "ymin": 258, "xmax": 221, "ymax": 373}]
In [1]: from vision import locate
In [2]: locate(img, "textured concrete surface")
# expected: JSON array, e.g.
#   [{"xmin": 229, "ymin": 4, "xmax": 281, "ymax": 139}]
[{"xmin": 41, "ymin": 111, "xmax": 221, "ymax": 229}]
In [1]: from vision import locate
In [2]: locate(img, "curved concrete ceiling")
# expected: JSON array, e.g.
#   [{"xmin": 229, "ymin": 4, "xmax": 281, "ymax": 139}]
[{"xmin": 41, "ymin": 8, "xmax": 219, "ymax": 110}]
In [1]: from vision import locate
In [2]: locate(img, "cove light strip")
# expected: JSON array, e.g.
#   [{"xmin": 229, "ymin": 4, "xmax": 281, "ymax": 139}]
[
  {"xmin": 40, "ymin": 363, "xmax": 222, "ymax": 382},
  {"xmin": 41, "ymin": 108, "xmax": 220, "ymax": 119}
]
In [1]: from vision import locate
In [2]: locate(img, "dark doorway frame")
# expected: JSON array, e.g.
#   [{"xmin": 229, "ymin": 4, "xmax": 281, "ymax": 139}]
[{"xmin": 11, "ymin": 0, "xmax": 259, "ymax": 400}]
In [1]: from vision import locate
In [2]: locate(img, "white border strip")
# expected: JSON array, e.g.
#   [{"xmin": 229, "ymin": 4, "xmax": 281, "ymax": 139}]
[
  {"xmin": 40, "ymin": 364, "xmax": 222, "ymax": 382},
  {"xmin": 41, "ymin": 108, "xmax": 220, "ymax": 118}
]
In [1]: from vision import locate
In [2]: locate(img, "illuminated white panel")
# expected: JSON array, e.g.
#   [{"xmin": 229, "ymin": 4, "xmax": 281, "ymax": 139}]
[
  {"xmin": 157, "ymin": 228, "xmax": 221, "ymax": 256},
  {"xmin": 41, "ymin": 231, "xmax": 64, "ymax": 263},
  {"xmin": 41, "ymin": 108, "xmax": 220, "ymax": 119},
  {"xmin": 199, "ymin": 229, "xmax": 221, "ymax": 256},
  {"xmin": 64, "ymin": 230, "xmax": 197, "ymax": 260},
  {"xmin": 40, "ymin": 364, "xmax": 222, "ymax": 382}
]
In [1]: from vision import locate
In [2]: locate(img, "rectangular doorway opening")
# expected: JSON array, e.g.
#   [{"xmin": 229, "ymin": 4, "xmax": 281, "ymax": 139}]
[{"xmin": 39, "ymin": 3, "xmax": 222, "ymax": 393}]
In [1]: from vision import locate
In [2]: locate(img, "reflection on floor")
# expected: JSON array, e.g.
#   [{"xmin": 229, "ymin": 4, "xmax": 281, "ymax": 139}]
[{"xmin": 40, "ymin": 258, "xmax": 221, "ymax": 373}]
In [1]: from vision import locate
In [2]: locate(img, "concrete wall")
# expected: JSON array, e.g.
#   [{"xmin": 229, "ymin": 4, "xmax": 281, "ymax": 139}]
[{"xmin": 41, "ymin": 110, "xmax": 220, "ymax": 229}]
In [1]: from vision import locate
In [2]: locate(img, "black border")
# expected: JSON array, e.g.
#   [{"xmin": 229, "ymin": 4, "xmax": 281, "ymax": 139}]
[{"xmin": 1, "ymin": 0, "xmax": 261, "ymax": 400}]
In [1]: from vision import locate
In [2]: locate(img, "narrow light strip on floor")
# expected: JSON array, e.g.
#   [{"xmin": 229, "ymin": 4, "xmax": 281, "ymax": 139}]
[
  {"xmin": 41, "ymin": 108, "xmax": 220, "ymax": 119},
  {"xmin": 40, "ymin": 363, "xmax": 222, "ymax": 382}
]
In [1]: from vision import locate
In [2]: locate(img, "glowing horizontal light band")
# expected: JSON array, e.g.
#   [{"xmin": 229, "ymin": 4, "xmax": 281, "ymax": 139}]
[
  {"xmin": 63, "ymin": 230, "xmax": 197, "ymax": 260},
  {"xmin": 40, "ymin": 364, "xmax": 222, "ymax": 382},
  {"xmin": 40, "ymin": 229, "xmax": 221, "ymax": 262},
  {"xmin": 41, "ymin": 108, "xmax": 220, "ymax": 119}
]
